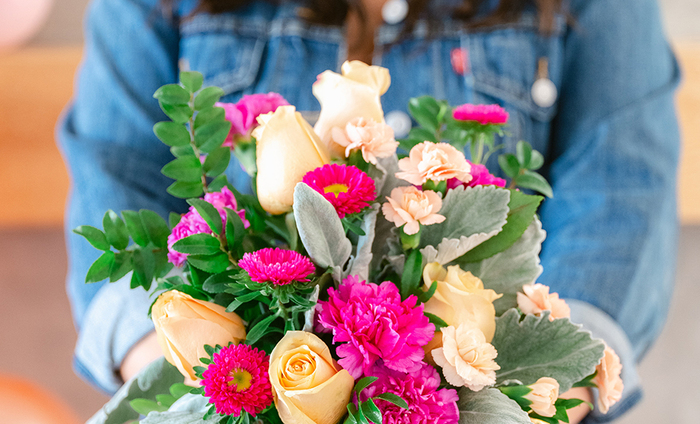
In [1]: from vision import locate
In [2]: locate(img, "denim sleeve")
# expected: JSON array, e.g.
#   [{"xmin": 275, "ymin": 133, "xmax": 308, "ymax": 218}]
[
  {"xmin": 58, "ymin": 0, "xmax": 185, "ymax": 393},
  {"xmin": 538, "ymin": 0, "xmax": 681, "ymax": 419}
]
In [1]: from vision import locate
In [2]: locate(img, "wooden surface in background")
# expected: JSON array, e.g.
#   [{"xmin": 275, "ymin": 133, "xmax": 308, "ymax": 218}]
[{"xmin": 0, "ymin": 44, "xmax": 698, "ymax": 227}]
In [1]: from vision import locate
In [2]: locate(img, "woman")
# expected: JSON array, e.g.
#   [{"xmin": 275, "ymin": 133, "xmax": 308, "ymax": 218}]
[{"xmin": 59, "ymin": 0, "xmax": 680, "ymax": 422}]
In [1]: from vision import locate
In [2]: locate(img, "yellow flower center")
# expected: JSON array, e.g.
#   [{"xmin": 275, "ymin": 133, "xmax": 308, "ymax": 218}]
[
  {"xmin": 323, "ymin": 183, "xmax": 349, "ymax": 196},
  {"xmin": 228, "ymin": 368, "xmax": 253, "ymax": 392}
]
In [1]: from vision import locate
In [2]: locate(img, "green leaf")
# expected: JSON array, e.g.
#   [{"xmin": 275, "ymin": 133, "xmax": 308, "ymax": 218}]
[
  {"xmin": 516, "ymin": 141, "xmax": 532, "ymax": 168},
  {"xmin": 424, "ymin": 312, "xmax": 448, "ymax": 330},
  {"xmin": 167, "ymin": 181, "xmax": 204, "ymax": 199},
  {"xmin": 400, "ymin": 249, "xmax": 422, "ymax": 299},
  {"xmin": 139, "ymin": 210, "xmax": 170, "ymax": 248},
  {"xmin": 110, "ymin": 251, "xmax": 133, "ymax": 282},
  {"xmin": 514, "ymin": 170, "xmax": 553, "ymax": 198},
  {"xmin": 172, "ymin": 233, "xmax": 222, "ymax": 255},
  {"xmin": 102, "ymin": 210, "xmax": 129, "ymax": 250},
  {"xmin": 153, "ymin": 84, "xmax": 190, "ymax": 105},
  {"xmin": 194, "ymin": 86, "xmax": 226, "ymax": 111},
  {"xmin": 408, "ymin": 96, "xmax": 440, "ymax": 132},
  {"xmin": 161, "ymin": 156, "xmax": 203, "ymax": 183},
  {"xmin": 169, "ymin": 383, "xmax": 193, "ymax": 399},
  {"xmin": 572, "ymin": 371, "xmax": 597, "ymax": 388},
  {"xmin": 195, "ymin": 105, "xmax": 226, "ymax": 130},
  {"xmin": 498, "ymin": 153, "xmax": 521, "ymax": 178},
  {"xmin": 122, "ymin": 210, "xmax": 149, "ymax": 247},
  {"xmin": 187, "ymin": 252, "xmax": 230, "ymax": 273},
  {"xmin": 225, "ymin": 207, "xmax": 246, "ymax": 254},
  {"xmin": 373, "ymin": 393, "xmax": 409, "ymax": 409},
  {"xmin": 194, "ymin": 121, "xmax": 231, "ymax": 153},
  {"xmin": 226, "ymin": 291, "xmax": 263, "ymax": 312},
  {"xmin": 73, "ymin": 225, "xmax": 110, "ymax": 251},
  {"xmin": 408, "ymin": 127, "xmax": 438, "ymax": 143},
  {"xmin": 155, "ymin": 394, "xmax": 177, "ymax": 408},
  {"xmin": 498, "ymin": 385, "xmax": 533, "ymax": 411},
  {"xmin": 129, "ymin": 399, "xmax": 168, "ymax": 415},
  {"xmin": 416, "ymin": 280, "xmax": 438, "ymax": 304},
  {"xmin": 86, "ymin": 251, "xmax": 115, "ymax": 283},
  {"xmin": 153, "ymin": 121, "xmax": 191, "ymax": 147},
  {"xmin": 202, "ymin": 147, "xmax": 231, "ymax": 177},
  {"xmin": 188, "ymin": 198, "xmax": 223, "ymax": 235},
  {"xmin": 529, "ymin": 150, "xmax": 544, "ymax": 170},
  {"xmin": 360, "ymin": 399, "xmax": 382, "ymax": 424},
  {"xmin": 169, "ymin": 212, "xmax": 182, "ymax": 229},
  {"xmin": 458, "ymin": 190, "xmax": 542, "ymax": 263},
  {"xmin": 354, "ymin": 376, "xmax": 378, "ymax": 395},
  {"xmin": 180, "ymin": 71, "xmax": 203, "ymax": 93},
  {"xmin": 457, "ymin": 388, "xmax": 531, "ymax": 424},
  {"xmin": 170, "ymin": 144, "xmax": 196, "ymax": 158},
  {"xmin": 345, "ymin": 404, "xmax": 359, "ymax": 424},
  {"xmin": 492, "ymin": 309, "xmax": 606, "ymax": 392},
  {"xmin": 159, "ymin": 102, "xmax": 193, "ymax": 124},
  {"xmin": 245, "ymin": 314, "xmax": 277, "ymax": 345},
  {"xmin": 132, "ymin": 248, "xmax": 155, "ymax": 290}
]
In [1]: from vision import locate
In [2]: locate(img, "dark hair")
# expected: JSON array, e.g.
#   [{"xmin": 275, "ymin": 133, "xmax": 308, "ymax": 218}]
[{"xmin": 170, "ymin": 0, "xmax": 564, "ymax": 34}]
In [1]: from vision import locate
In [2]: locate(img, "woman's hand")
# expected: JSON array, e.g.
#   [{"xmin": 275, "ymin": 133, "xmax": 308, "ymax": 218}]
[
  {"xmin": 560, "ymin": 387, "xmax": 593, "ymax": 424},
  {"xmin": 119, "ymin": 332, "xmax": 162, "ymax": 382}
]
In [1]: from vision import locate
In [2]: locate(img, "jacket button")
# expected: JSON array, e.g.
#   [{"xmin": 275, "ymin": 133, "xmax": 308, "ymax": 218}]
[
  {"xmin": 386, "ymin": 110, "xmax": 412, "ymax": 138},
  {"xmin": 531, "ymin": 78, "xmax": 557, "ymax": 108},
  {"xmin": 382, "ymin": 0, "xmax": 409, "ymax": 25}
]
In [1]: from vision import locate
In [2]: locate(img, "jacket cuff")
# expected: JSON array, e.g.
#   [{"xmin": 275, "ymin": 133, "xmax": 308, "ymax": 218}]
[
  {"xmin": 566, "ymin": 299, "xmax": 642, "ymax": 423},
  {"xmin": 74, "ymin": 274, "xmax": 155, "ymax": 394}
]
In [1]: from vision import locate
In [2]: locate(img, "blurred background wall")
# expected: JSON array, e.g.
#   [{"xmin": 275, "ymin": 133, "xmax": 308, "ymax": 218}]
[{"xmin": 0, "ymin": 0, "xmax": 697, "ymax": 422}]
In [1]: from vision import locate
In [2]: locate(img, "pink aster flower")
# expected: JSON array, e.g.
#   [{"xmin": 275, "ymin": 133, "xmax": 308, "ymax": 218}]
[
  {"xmin": 315, "ymin": 276, "xmax": 435, "ymax": 379},
  {"xmin": 238, "ymin": 248, "xmax": 316, "ymax": 286},
  {"xmin": 201, "ymin": 344, "xmax": 274, "ymax": 417},
  {"xmin": 360, "ymin": 363, "xmax": 459, "ymax": 424},
  {"xmin": 167, "ymin": 187, "xmax": 248, "ymax": 267},
  {"xmin": 453, "ymin": 104, "xmax": 509, "ymax": 125},
  {"xmin": 302, "ymin": 164, "xmax": 376, "ymax": 218},
  {"xmin": 445, "ymin": 161, "xmax": 506, "ymax": 190},
  {"xmin": 216, "ymin": 93, "xmax": 289, "ymax": 147}
]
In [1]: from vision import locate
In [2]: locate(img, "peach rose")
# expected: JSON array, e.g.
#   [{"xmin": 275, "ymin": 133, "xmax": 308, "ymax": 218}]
[
  {"xmin": 253, "ymin": 105, "xmax": 330, "ymax": 214},
  {"xmin": 524, "ymin": 377, "xmax": 559, "ymax": 417},
  {"xmin": 381, "ymin": 186, "xmax": 445, "ymax": 235},
  {"xmin": 313, "ymin": 61, "xmax": 390, "ymax": 156},
  {"xmin": 592, "ymin": 346, "xmax": 623, "ymax": 414},
  {"xmin": 396, "ymin": 142, "xmax": 472, "ymax": 186},
  {"xmin": 269, "ymin": 331, "xmax": 355, "ymax": 424},
  {"xmin": 151, "ymin": 290, "xmax": 246, "ymax": 380},
  {"xmin": 431, "ymin": 323, "xmax": 500, "ymax": 391},
  {"xmin": 330, "ymin": 117, "xmax": 398, "ymax": 164},
  {"xmin": 517, "ymin": 283, "xmax": 571, "ymax": 321},
  {"xmin": 422, "ymin": 262, "xmax": 500, "ymax": 342}
]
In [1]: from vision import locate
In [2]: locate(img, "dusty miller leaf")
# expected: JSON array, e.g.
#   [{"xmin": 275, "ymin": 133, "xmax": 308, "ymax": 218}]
[
  {"xmin": 294, "ymin": 183, "xmax": 352, "ymax": 282},
  {"xmin": 458, "ymin": 388, "xmax": 531, "ymax": 424},
  {"xmin": 141, "ymin": 394, "xmax": 219, "ymax": 424},
  {"xmin": 492, "ymin": 309, "xmax": 606, "ymax": 392},
  {"xmin": 346, "ymin": 205, "xmax": 379, "ymax": 281}
]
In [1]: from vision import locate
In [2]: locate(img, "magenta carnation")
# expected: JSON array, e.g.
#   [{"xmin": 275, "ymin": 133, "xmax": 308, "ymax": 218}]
[
  {"xmin": 302, "ymin": 164, "xmax": 376, "ymax": 218},
  {"xmin": 201, "ymin": 344, "xmax": 273, "ymax": 417},
  {"xmin": 361, "ymin": 363, "xmax": 459, "ymax": 424},
  {"xmin": 315, "ymin": 276, "xmax": 435, "ymax": 379},
  {"xmin": 216, "ymin": 93, "xmax": 289, "ymax": 147},
  {"xmin": 238, "ymin": 248, "xmax": 316, "ymax": 286},
  {"xmin": 453, "ymin": 103, "xmax": 509, "ymax": 125},
  {"xmin": 167, "ymin": 187, "xmax": 248, "ymax": 267},
  {"xmin": 467, "ymin": 161, "xmax": 506, "ymax": 187}
]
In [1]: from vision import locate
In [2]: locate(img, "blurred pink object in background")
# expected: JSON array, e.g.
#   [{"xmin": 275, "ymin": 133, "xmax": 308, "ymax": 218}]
[{"xmin": 0, "ymin": 0, "xmax": 54, "ymax": 50}]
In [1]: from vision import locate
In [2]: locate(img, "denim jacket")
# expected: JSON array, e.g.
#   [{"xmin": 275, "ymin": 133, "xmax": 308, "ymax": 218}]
[{"xmin": 58, "ymin": 0, "xmax": 680, "ymax": 421}]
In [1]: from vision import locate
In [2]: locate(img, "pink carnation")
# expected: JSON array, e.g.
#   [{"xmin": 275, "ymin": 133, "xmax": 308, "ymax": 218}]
[
  {"xmin": 453, "ymin": 104, "xmax": 509, "ymax": 125},
  {"xmin": 361, "ymin": 363, "xmax": 459, "ymax": 424},
  {"xmin": 302, "ymin": 164, "xmax": 376, "ymax": 218},
  {"xmin": 238, "ymin": 248, "xmax": 316, "ymax": 286},
  {"xmin": 315, "ymin": 276, "xmax": 434, "ymax": 379},
  {"xmin": 446, "ymin": 161, "xmax": 506, "ymax": 190},
  {"xmin": 167, "ymin": 187, "xmax": 248, "ymax": 267},
  {"xmin": 216, "ymin": 93, "xmax": 289, "ymax": 147},
  {"xmin": 201, "ymin": 344, "xmax": 274, "ymax": 417}
]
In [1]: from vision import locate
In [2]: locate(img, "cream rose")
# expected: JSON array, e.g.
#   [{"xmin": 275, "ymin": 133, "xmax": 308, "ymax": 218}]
[
  {"xmin": 431, "ymin": 323, "xmax": 500, "ymax": 391},
  {"xmin": 592, "ymin": 346, "xmax": 623, "ymax": 413},
  {"xmin": 382, "ymin": 186, "xmax": 445, "ymax": 235},
  {"xmin": 330, "ymin": 117, "xmax": 398, "ymax": 164},
  {"xmin": 269, "ymin": 331, "xmax": 354, "ymax": 424},
  {"xmin": 524, "ymin": 377, "xmax": 559, "ymax": 417},
  {"xmin": 422, "ymin": 262, "xmax": 500, "ymax": 342},
  {"xmin": 396, "ymin": 142, "xmax": 472, "ymax": 186},
  {"xmin": 313, "ymin": 61, "xmax": 390, "ymax": 156},
  {"xmin": 516, "ymin": 283, "xmax": 571, "ymax": 321},
  {"xmin": 253, "ymin": 105, "xmax": 330, "ymax": 214},
  {"xmin": 151, "ymin": 290, "xmax": 246, "ymax": 380}
]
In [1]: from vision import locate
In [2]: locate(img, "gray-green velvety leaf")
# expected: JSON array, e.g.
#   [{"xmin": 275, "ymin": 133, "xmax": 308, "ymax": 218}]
[
  {"xmin": 346, "ymin": 204, "xmax": 379, "ymax": 281},
  {"xmin": 86, "ymin": 358, "xmax": 184, "ymax": 424},
  {"xmin": 293, "ymin": 183, "xmax": 352, "ymax": 282},
  {"xmin": 459, "ymin": 219, "xmax": 546, "ymax": 314},
  {"xmin": 458, "ymin": 388, "xmax": 531, "ymax": 424},
  {"xmin": 419, "ymin": 186, "xmax": 510, "ymax": 253},
  {"xmin": 141, "ymin": 394, "xmax": 219, "ymax": 424},
  {"xmin": 492, "ymin": 309, "xmax": 606, "ymax": 392}
]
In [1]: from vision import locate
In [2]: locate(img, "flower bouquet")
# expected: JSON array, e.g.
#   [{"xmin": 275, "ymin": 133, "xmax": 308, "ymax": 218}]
[{"xmin": 77, "ymin": 61, "xmax": 623, "ymax": 424}]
